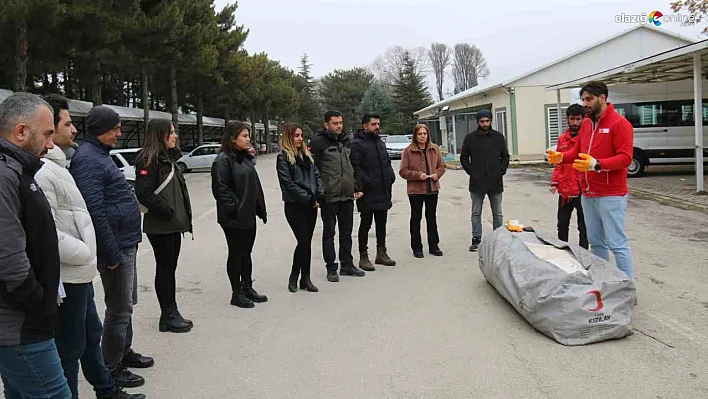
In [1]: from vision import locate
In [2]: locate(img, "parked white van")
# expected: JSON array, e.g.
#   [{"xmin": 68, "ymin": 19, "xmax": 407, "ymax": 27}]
[{"xmin": 613, "ymin": 98, "xmax": 708, "ymax": 177}]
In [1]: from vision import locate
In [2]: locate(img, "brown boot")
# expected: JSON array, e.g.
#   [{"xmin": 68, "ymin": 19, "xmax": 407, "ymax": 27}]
[
  {"xmin": 375, "ymin": 246, "xmax": 396, "ymax": 266},
  {"xmin": 359, "ymin": 251, "xmax": 375, "ymax": 271}
]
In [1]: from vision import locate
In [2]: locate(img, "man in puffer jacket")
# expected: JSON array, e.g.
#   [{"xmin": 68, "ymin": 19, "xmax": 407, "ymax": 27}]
[
  {"xmin": 350, "ymin": 113, "xmax": 397, "ymax": 270},
  {"xmin": 71, "ymin": 106, "xmax": 153, "ymax": 389},
  {"xmin": 547, "ymin": 81, "xmax": 634, "ymax": 280},
  {"xmin": 550, "ymin": 104, "xmax": 588, "ymax": 249},
  {"xmin": 36, "ymin": 95, "xmax": 144, "ymax": 399}
]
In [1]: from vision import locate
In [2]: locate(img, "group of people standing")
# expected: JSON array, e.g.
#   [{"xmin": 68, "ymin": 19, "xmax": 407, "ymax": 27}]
[
  {"xmin": 211, "ymin": 111, "xmax": 450, "ymax": 304},
  {"xmin": 0, "ymin": 79, "xmax": 636, "ymax": 398}
]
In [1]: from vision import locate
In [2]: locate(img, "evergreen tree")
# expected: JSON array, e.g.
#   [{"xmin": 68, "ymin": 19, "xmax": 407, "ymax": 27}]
[
  {"xmin": 296, "ymin": 53, "xmax": 321, "ymax": 136},
  {"xmin": 392, "ymin": 51, "xmax": 432, "ymax": 131},
  {"xmin": 358, "ymin": 83, "xmax": 404, "ymax": 134}
]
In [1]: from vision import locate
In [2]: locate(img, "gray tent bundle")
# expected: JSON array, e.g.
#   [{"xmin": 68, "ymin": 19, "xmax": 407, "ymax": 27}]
[{"xmin": 479, "ymin": 228, "xmax": 636, "ymax": 346}]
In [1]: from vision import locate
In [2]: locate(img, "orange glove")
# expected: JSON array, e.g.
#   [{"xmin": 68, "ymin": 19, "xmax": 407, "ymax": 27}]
[
  {"xmin": 546, "ymin": 149, "xmax": 563, "ymax": 164},
  {"xmin": 572, "ymin": 153, "xmax": 598, "ymax": 173}
]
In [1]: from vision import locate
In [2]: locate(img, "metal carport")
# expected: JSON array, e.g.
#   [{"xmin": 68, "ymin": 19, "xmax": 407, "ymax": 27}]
[{"xmin": 547, "ymin": 39, "xmax": 708, "ymax": 194}]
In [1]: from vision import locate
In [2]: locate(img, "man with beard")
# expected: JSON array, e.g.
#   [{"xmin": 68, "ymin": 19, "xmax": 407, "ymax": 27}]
[
  {"xmin": 547, "ymin": 81, "xmax": 634, "ymax": 280},
  {"xmin": 36, "ymin": 95, "xmax": 145, "ymax": 399},
  {"xmin": 309, "ymin": 111, "xmax": 364, "ymax": 282},
  {"xmin": 550, "ymin": 104, "xmax": 589, "ymax": 249},
  {"xmin": 0, "ymin": 92, "xmax": 71, "ymax": 398},
  {"xmin": 460, "ymin": 110, "xmax": 510, "ymax": 252},
  {"xmin": 350, "ymin": 113, "xmax": 397, "ymax": 270}
]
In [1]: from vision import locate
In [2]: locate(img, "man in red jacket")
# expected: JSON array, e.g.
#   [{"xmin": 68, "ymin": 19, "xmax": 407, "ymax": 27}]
[
  {"xmin": 550, "ymin": 104, "xmax": 588, "ymax": 249},
  {"xmin": 547, "ymin": 81, "xmax": 634, "ymax": 280}
]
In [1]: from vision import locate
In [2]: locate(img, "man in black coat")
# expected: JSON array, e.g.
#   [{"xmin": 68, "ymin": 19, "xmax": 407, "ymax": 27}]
[
  {"xmin": 460, "ymin": 110, "xmax": 510, "ymax": 252},
  {"xmin": 350, "ymin": 113, "xmax": 397, "ymax": 270}
]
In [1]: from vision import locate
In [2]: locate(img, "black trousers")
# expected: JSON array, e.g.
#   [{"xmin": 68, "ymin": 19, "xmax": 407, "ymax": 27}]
[
  {"xmin": 285, "ymin": 203, "xmax": 318, "ymax": 278},
  {"xmin": 409, "ymin": 194, "xmax": 440, "ymax": 251},
  {"xmin": 147, "ymin": 233, "xmax": 182, "ymax": 312},
  {"xmin": 557, "ymin": 195, "xmax": 589, "ymax": 249},
  {"xmin": 358, "ymin": 210, "xmax": 388, "ymax": 252},
  {"xmin": 222, "ymin": 227, "xmax": 257, "ymax": 292},
  {"xmin": 320, "ymin": 200, "xmax": 354, "ymax": 270}
]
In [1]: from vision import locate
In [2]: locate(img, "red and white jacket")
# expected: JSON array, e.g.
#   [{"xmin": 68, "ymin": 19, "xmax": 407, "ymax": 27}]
[
  {"xmin": 551, "ymin": 130, "xmax": 581, "ymax": 201},
  {"xmin": 561, "ymin": 103, "xmax": 633, "ymax": 197}
]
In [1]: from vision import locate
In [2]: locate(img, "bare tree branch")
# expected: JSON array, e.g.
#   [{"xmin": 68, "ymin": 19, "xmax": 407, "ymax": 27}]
[
  {"xmin": 370, "ymin": 46, "xmax": 429, "ymax": 85},
  {"xmin": 452, "ymin": 43, "xmax": 489, "ymax": 94},
  {"xmin": 429, "ymin": 43, "xmax": 451, "ymax": 101},
  {"xmin": 671, "ymin": 0, "xmax": 708, "ymax": 35}
]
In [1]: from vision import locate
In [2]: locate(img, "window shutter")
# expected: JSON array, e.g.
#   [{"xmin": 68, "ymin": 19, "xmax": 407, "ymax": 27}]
[{"xmin": 548, "ymin": 107, "xmax": 568, "ymax": 148}]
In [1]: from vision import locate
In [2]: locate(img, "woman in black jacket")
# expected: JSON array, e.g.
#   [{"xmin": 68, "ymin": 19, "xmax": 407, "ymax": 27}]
[
  {"xmin": 276, "ymin": 123, "xmax": 324, "ymax": 293},
  {"xmin": 211, "ymin": 122, "xmax": 268, "ymax": 308},
  {"xmin": 135, "ymin": 119, "xmax": 193, "ymax": 333}
]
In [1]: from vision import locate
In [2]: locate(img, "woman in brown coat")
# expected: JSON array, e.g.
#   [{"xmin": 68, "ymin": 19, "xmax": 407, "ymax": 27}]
[{"xmin": 399, "ymin": 124, "xmax": 446, "ymax": 258}]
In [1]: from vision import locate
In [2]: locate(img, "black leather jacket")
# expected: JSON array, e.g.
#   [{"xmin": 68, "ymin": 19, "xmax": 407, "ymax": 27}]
[
  {"xmin": 211, "ymin": 150, "xmax": 266, "ymax": 230},
  {"xmin": 276, "ymin": 151, "xmax": 325, "ymax": 206}
]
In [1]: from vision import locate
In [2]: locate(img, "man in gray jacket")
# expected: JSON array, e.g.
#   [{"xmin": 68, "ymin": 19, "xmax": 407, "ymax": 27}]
[
  {"xmin": 308, "ymin": 111, "xmax": 365, "ymax": 282},
  {"xmin": 0, "ymin": 92, "xmax": 71, "ymax": 398},
  {"xmin": 36, "ymin": 95, "xmax": 144, "ymax": 399}
]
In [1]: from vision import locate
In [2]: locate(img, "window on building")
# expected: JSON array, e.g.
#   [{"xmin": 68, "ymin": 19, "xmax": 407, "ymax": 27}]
[
  {"xmin": 547, "ymin": 106, "xmax": 569, "ymax": 148},
  {"xmin": 495, "ymin": 109, "xmax": 507, "ymax": 137}
]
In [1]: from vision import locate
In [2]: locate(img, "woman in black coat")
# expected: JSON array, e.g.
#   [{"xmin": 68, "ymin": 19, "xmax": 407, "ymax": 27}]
[
  {"xmin": 276, "ymin": 123, "xmax": 325, "ymax": 293},
  {"xmin": 211, "ymin": 121, "xmax": 268, "ymax": 308},
  {"xmin": 135, "ymin": 119, "xmax": 193, "ymax": 333}
]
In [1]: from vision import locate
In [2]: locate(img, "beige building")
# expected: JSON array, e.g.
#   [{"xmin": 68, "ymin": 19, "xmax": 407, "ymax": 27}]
[{"xmin": 415, "ymin": 25, "xmax": 694, "ymax": 160}]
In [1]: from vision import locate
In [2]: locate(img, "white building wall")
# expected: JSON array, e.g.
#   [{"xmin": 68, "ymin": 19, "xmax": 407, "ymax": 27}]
[
  {"xmin": 513, "ymin": 29, "xmax": 693, "ymax": 87},
  {"xmin": 514, "ymin": 87, "xmax": 573, "ymax": 157}
]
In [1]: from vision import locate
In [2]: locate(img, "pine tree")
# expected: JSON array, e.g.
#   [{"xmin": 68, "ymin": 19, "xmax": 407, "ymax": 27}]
[
  {"xmin": 358, "ymin": 83, "xmax": 404, "ymax": 134},
  {"xmin": 392, "ymin": 51, "xmax": 432, "ymax": 131},
  {"xmin": 296, "ymin": 53, "xmax": 321, "ymax": 135}
]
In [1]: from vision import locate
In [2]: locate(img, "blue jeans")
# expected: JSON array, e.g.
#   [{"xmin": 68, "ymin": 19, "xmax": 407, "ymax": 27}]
[
  {"xmin": 55, "ymin": 283, "xmax": 116, "ymax": 398},
  {"xmin": 0, "ymin": 339, "xmax": 71, "ymax": 399},
  {"xmin": 581, "ymin": 195, "xmax": 634, "ymax": 280},
  {"xmin": 98, "ymin": 245, "xmax": 138, "ymax": 371},
  {"xmin": 471, "ymin": 192, "xmax": 503, "ymax": 238}
]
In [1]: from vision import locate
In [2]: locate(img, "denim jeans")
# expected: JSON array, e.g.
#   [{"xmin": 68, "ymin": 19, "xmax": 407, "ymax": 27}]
[
  {"xmin": 581, "ymin": 195, "xmax": 634, "ymax": 280},
  {"xmin": 470, "ymin": 192, "xmax": 503, "ymax": 238},
  {"xmin": 98, "ymin": 245, "xmax": 138, "ymax": 371},
  {"xmin": 0, "ymin": 339, "xmax": 71, "ymax": 399},
  {"xmin": 55, "ymin": 283, "xmax": 116, "ymax": 399}
]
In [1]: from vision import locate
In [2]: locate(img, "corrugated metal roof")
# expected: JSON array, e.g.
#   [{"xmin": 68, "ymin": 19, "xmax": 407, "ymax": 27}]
[{"xmin": 0, "ymin": 89, "xmax": 226, "ymax": 128}]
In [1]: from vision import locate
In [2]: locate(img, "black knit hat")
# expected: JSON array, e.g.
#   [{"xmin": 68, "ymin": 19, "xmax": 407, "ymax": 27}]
[
  {"xmin": 86, "ymin": 106, "xmax": 120, "ymax": 137},
  {"xmin": 475, "ymin": 109, "xmax": 492, "ymax": 122}
]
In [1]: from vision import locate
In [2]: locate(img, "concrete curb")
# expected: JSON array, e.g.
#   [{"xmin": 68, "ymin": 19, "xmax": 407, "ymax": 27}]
[{"xmin": 628, "ymin": 188, "xmax": 708, "ymax": 215}]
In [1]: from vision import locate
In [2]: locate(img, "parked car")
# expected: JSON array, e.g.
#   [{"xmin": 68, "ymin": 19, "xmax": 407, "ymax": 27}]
[
  {"xmin": 110, "ymin": 148, "xmax": 140, "ymax": 188},
  {"xmin": 177, "ymin": 143, "xmax": 257, "ymax": 173},
  {"xmin": 177, "ymin": 144, "xmax": 220, "ymax": 173},
  {"xmin": 385, "ymin": 135, "xmax": 411, "ymax": 160}
]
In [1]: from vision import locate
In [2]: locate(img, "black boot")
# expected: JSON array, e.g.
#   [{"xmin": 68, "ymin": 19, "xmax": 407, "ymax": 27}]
[
  {"xmin": 230, "ymin": 288, "xmax": 254, "ymax": 308},
  {"xmin": 299, "ymin": 266, "xmax": 318, "ymax": 292},
  {"xmin": 100, "ymin": 387, "xmax": 146, "ymax": 399},
  {"xmin": 120, "ymin": 350, "xmax": 154, "ymax": 369},
  {"xmin": 110, "ymin": 367, "xmax": 144, "ymax": 388},
  {"xmin": 243, "ymin": 281, "xmax": 268, "ymax": 303},
  {"xmin": 340, "ymin": 265, "xmax": 365, "ymax": 277},
  {"xmin": 288, "ymin": 268, "xmax": 298, "ymax": 293},
  {"xmin": 159, "ymin": 309, "xmax": 192, "ymax": 333},
  {"xmin": 326, "ymin": 265, "xmax": 339, "ymax": 282},
  {"xmin": 175, "ymin": 307, "xmax": 193, "ymax": 327}
]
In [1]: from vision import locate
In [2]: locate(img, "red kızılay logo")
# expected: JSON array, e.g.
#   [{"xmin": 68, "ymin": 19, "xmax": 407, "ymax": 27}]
[{"xmin": 587, "ymin": 290, "xmax": 604, "ymax": 312}]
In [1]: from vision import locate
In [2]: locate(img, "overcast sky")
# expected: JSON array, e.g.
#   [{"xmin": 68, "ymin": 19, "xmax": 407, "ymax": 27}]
[{"xmin": 214, "ymin": 0, "xmax": 705, "ymax": 99}]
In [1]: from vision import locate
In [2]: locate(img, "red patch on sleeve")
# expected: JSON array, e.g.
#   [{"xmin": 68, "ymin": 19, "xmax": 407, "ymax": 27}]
[{"xmin": 139, "ymin": 169, "xmax": 148, "ymax": 176}]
